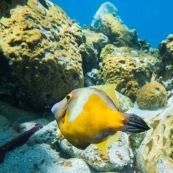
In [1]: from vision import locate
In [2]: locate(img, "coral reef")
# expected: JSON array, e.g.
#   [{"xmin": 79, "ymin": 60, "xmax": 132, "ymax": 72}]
[
  {"xmin": 136, "ymin": 82, "xmax": 167, "ymax": 109},
  {"xmin": 0, "ymin": 0, "xmax": 84, "ymax": 110},
  {"xmin": 1, "ymin": 1, "xmax": 173, "ymax": 173},
  {"xmin": 159, "ymin": 34, "xmax": 173, "ymax": 62},
  {"xmin": 135, "ymin": 96, "xmax": 173, "ymax": 173},
  {"xmin": 79, "ymin": 29, "xmax": 109, "ymax": 75},
  {"xmin": 98, "ymin": 13, "xmax": 140, "ymax": 48},
  {"xmin": 157, "ymin": 34, "xmax": 173, "ymax": 97},
  {"xmin": 98, "ymin": 45, "xmax": 163, "ymax": 100},
  {"xmin": 91, "ymin": 1, "xmax": 150, "ymax": 51},
  {"xmin": 91, "ymin": 2, "xmax": 118, "ymax": 29}
]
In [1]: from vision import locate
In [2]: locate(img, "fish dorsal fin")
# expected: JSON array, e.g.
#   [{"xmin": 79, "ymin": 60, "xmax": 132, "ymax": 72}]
[
  {"xmin": 93, "ymin": 84, "xmax": 120, "ymax": 109},
  {"xmin": 94, "ymin": 132, "xmax": 120, "ymax": 155}
]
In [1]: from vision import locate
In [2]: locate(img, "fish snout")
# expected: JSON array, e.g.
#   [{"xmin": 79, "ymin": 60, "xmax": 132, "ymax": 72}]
[
  {"xmin": 122, "ymin": 113, "xmax": 150, "ymax": 134},
  {"xmin": 51, "ymin": 98, "xmax": 68, "ymax": 122}
]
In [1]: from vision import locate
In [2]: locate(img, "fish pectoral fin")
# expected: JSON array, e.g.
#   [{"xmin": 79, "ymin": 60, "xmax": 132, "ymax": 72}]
[
  {"xmin": 94, "ymin": 132, "xmax": 120, "ymax": 155},
  {"xmin": 122, "ymin": 113, "xmax": 150, "ymax": 134}
]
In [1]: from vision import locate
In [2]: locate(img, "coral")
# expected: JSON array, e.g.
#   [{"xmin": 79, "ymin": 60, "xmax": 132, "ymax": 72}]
[
  {"xmin": 159, "ymin": 34, "xmax": 173, "ymax": 61},
  {"xmin": 79, "ymin": 29, "xmax": 109, "ymax": 74},
  {"xmin": 91, "ymin": 2, "xmax": 151, "ymax": 51},
  {"xmin": 84, "ymin": 69, "xmax": 98, "ymax": 86},
  {"xmin": 98, "ymin": 45, "xmax": 163, "ymax": 100},
  {"xmin": 83, "ymin": 29, "xmax": 109, "ymax": 54},
  {"xmin": 137, "ymin": 82, "xmax": 167, "ymax": 109},
  {"xmin": 135, "ymin": 98, "xmax": 173, "ymax": 173},
  {"xmin": 78, "ymin": 43, "xmax": 98, "ymax": 74},
  {"xmin": 0, "ymin": 0, "xmax": 27, "ymax": 17},
  {"xmin": 97, "ymin": 13, "xmax": 140, "ymax": 48},
  {"xmin": 158, "ymin": 34, "xmax": 173, "ymax": 96},
  {"xmin": 0, "ymin": 0, "xmax": 84, "ymax": 110}
]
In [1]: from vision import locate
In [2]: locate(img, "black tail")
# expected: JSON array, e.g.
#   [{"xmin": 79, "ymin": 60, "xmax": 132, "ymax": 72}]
[{"xmin": 122, "ymin": 113, "xmax": 150, "ymax": 134}]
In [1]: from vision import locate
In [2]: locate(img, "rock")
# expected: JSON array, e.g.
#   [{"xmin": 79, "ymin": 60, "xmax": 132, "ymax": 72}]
[
  {"xmin": 98, "ymin": 45, "xmax": 163, "ymax": 101},
  {"xmin": 55, "ymin": 158, "xmax": 91, "ymax": 173},
  {"xmin": 0, "ymin": 0, "xmax": 84, "ymax": 111},
  {"xmin": 79, "ymin": 30, "xmax": 109, "ymax": 75},
  {"xmin": 79, "ymin": 43, "xmax": 98, "ymax": 74},
  {"xmin": 98, "ymin": 13, "xmax": 139, "ymax": 48},
  {"xmin": 57, "ymin": 129, "xmax": 134, "ymax": 172},
  {"xmin": 82, "ymin": 133, "xmax": 134, "ymax": 172},
  {"xmin": 91, "ymin": 2, "xmax": 151, "ymax": 51},
  {"xmin": 0, "ymin": 114, "xmax": 10, "ymax": 126},
  {"xmin": 137, "ymin": 82, "xmax": 167, "ymax": 109},
  {"xmin": 0, "ymin": 143, "xmax": 91, "ymax": 173},
  {"xmin": 91, "ymin": 2, "xmax": 118, "ymax": 29},
  {"xmin": 84, "ymin": 69, "xmax": 99, "ymax": 86},
  {"xmin": 57, "ymin": 137, "xmax": 83, "ymax": 158},
  {"xmin": 159, "ymin": 34, "xmax": 173, "ymax": 61},
  {"xmin": 28, "ymin": 120, "xmax": 58, "ymax": 145},
  {"xmin": 158, "ymin": 34, "xmax": 173, "ymax": 94},
  {"xmin": 0, "ymin": 100, "xmax": 46, "ymax": 123},
  {"xmin": 83, "ymin": 29, "xmax": 109, "ymax": 54},
  {"xmin": 134, "ymin": 96, "xmax": 173, "ymax": 173},
  {"xmin": 115, "ymin": 91, "xmax": 133, "ymax": 112},
  {"xmin": 20, "ymin": 118, "xmax": 49, "ymax": 131}
]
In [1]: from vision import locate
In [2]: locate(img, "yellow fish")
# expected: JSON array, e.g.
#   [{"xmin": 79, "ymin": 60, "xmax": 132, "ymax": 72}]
[{"xmin": 51, "ymin": 85, "xmax": 150, "ymax": 153}]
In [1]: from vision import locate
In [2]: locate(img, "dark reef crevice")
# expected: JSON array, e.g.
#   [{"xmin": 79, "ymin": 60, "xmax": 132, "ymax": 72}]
[{"xmin": 0, "ymin": 0, "xmax": 28, "ymax": 18}]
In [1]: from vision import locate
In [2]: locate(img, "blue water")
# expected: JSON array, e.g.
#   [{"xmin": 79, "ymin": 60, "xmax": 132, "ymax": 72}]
[{"xmin": 52, "ymin": 0, "xmax": 173, "ymax": 48}]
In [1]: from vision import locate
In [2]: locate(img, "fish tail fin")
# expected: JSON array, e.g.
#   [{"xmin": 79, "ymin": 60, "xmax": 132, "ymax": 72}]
[
  {"xmin": 94, "ymin": 132, "xmax": 120, "ymax": 155},
  {"xmin": 122, "ymin": 113, "xmax": 150, "ymax": 134}
]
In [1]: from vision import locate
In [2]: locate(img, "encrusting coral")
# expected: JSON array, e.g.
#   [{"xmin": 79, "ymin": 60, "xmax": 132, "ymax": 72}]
[
  {"xmin": 98, "ymin": 45, "xmax": 163, "ymax": 101},
  {"xmin": 0, "ymin": 0, "xmax": 84, "ymax": 110}
]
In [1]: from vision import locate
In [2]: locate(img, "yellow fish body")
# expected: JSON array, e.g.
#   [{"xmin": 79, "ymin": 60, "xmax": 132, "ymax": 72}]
[{"xmin": 51, "ymin": 85, "xmax": 150, "ymax": 151}]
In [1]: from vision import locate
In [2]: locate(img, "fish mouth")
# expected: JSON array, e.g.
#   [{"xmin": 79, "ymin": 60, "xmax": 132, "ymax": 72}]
[
  {"xmin": 55, "ymin": 106, "xmax": 67, "ymax": 122},
  {"xmin": 123, "ymin": 113, "xmax": 150, "ymax": 134}
]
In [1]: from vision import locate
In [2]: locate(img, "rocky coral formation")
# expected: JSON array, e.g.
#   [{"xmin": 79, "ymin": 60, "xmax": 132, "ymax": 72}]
[
  {"xmin": 98, "ymin": 45, "xmax": 163, "ymax": 100},
  {"xmin": 135, "ymin": 96, "xmax": 173, "ymax": 173},
  {"xmin": 157, "ymin": 34, "xmax": 173, "ymax": 97},
  {"xmin": 91, "ymin": 2, "xmax": 118, "ymax": 29},
  {"xmin": 136, "ymin": 82, "xmax": 167, "ymax": 109},
  {"xmin": 159, "ymin": 34, "xmax": 173, "ymax": 62},
  {"xmin": 97, "ymin": 13, "xmax": 140, "ymax": 48},
  {"xmin": 91, "ymin": 2, "xmax": 150, "ymax": 50},
  {"xmin": 79, "ymin": 29, "xmax": 109, "ymax": 75},
  {"xmin": 0, "ymin": 0, "xmax": 84, "ymax": 111}
]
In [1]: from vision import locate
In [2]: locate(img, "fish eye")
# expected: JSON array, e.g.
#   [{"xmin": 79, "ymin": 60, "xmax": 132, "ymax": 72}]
[{"xmin": 66, "ymin": 94, "xmax": 72, "ymax": 100}]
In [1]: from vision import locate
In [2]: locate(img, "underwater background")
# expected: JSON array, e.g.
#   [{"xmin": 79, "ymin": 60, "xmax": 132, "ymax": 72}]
[
  {"xmin": 0, "ymin": 0, "xmax": 173, "ymax": 172},
  {"xmin": 52, "ymin": 0, "xmax": 173, "ymax": 48}
]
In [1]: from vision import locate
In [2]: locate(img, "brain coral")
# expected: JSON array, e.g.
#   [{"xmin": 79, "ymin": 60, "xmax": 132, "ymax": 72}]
[
  {"xmin": 137, "ymin": 82, "xmax": 167, "ymax": 109},
  {"xmin": 98, "ymin": 44, "xmax": 163, "ymax": 101},
  {"xmin": 135, "ymin": 100, "xmax": 173, "ymax": 173},
  {"xmin": 0, "ymin": 0, "xmax": 84, "ymax": 110}
]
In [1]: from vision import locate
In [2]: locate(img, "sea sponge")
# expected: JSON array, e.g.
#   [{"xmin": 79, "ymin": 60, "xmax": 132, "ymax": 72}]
[{"xmin": 137, "ymin": 82, "xmax": 167, "ymax": 109}]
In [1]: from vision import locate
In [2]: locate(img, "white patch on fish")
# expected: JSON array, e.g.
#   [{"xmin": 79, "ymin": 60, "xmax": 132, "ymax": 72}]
[{"xmin": 68, "ymin": 88, "xmax": 117, "ymax": 122}]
